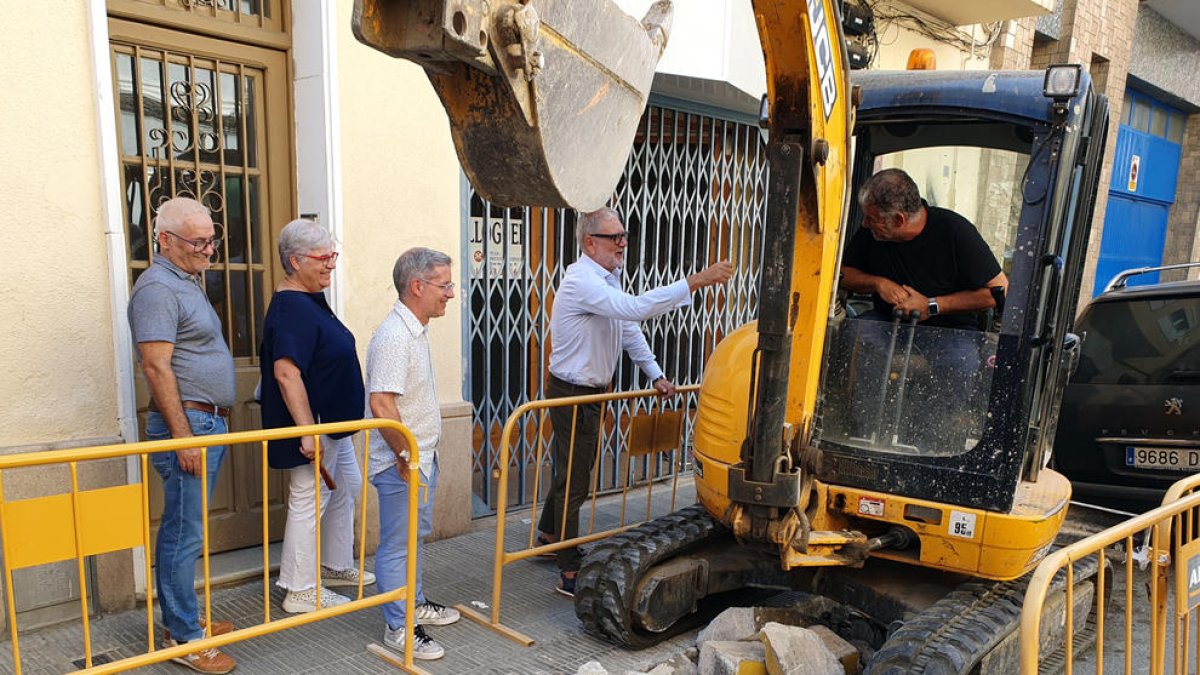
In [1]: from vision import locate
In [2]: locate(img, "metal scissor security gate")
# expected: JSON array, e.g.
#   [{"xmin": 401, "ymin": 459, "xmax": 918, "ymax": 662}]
[{"xmin": 467, "ymin": 103, "xmax": 768, "ymax": 514}]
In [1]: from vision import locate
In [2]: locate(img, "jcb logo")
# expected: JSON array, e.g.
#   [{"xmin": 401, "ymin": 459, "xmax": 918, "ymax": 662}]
[{"xmin": 807, "ymin": 0, "xmax": 838, "ymax": 121}]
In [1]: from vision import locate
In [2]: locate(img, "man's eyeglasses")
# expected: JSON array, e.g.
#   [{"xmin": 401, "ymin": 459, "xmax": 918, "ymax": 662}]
[
  {"xmin": 590, "ymin": 231, "xmax": 628, "ymax": 244},
  {"xmin": 301, "ymin": 252, "xmax": 339, "ymax": 267},
  {"xmin": 420, "ymin": 278, "xmax": 455, "ymax": 294},
  {"xmin": 165, "ymin": 230, "xmax": 222, "ymax": 253}
]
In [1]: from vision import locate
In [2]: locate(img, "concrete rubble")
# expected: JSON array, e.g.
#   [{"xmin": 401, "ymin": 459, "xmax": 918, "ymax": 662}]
[{"xmin": 575, "ymin": 605, "xmax": 859, "ymax": 675}]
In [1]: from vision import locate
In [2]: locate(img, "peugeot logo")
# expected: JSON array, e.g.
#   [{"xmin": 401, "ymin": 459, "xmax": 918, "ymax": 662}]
[{"xmin": 1165, "ymin": 398, "xmax": 1183, "ymax": 416}]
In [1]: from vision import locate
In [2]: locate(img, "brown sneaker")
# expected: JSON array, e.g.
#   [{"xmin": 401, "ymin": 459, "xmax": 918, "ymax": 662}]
[
  {"xmin": 163, "ymin": 617, "xmax": 235, "ymax": 642},
  {"xmin": 164, "ymin": 641, "xmax": 236, "ymax": 674}
]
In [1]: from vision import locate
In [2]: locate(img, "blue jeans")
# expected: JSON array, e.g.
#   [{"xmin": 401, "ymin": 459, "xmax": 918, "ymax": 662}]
[
  {"xmin": 372, "ymin": 458, "xmax": 438, "ymax": 629},
  {"xmin": 146, "ymin": 410, "xmax": 228, "ymax": 643}
]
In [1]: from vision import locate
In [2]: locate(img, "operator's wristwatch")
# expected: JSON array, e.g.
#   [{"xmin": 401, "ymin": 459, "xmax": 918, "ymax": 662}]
[
  {"xmin": 927, "ymin": 297, "xmax": 940, "ymax": 316},
  {"xmin": 652, "ymin": 375, "xmax": 666, "ymax": 386}
]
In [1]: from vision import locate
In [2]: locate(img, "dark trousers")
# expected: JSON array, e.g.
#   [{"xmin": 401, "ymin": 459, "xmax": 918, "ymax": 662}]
[{"xmin": 537, "ymin": 375, "xmax": 606, "ymax": 572}]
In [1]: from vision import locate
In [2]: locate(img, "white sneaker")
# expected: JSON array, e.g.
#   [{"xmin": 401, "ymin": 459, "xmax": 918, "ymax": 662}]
[
  {"xmin": 415, "ymin": 600, "xmax": 461, "ymax": 625},
  {"xmin": 281, "ymin": 586, "xmax": 350, "ymax": 613},
  {"xmin": 382, "ymin": 624, "xmax": 445, "ymax": 660},
  {"xmin": 320, "ymin": 565, "xmax": 376, "ymax": 588}
]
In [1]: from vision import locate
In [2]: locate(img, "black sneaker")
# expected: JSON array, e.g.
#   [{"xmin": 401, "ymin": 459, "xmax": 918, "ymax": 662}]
[{"xmin": 555, "ymin": 572, "xmax": 576, "ymax": 598}]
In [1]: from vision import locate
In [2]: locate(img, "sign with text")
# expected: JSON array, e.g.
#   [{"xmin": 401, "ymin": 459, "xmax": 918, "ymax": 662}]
[
  {"xmin": 1128, "ymin": 154, "xmax": 1141, "ymax": 192},
  {"xmin": 469, "ymin": 216, "xmax": 525, "ymax": 279},
  {"xmin": 1177, "ymin": 537, "xmax": 1200, "ymax": 615}
]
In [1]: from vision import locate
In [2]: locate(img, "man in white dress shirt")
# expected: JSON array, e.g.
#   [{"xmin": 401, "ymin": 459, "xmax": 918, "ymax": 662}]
[{"xmin": 539, "ymin": 207, "xmax": 733, "ymax": 596}]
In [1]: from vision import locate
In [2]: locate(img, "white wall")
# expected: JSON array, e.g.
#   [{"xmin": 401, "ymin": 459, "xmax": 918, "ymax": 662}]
[
  {"xmin": 615, "ymin": 0, "xmax": 767, "ymax": 101},
  {"xmin": 334, "ymin": 0, "xmax": 465, "ymax": 399},
  {"xmin": 0, "ymin": 1, "xmax": 120, "ymax": 448}
]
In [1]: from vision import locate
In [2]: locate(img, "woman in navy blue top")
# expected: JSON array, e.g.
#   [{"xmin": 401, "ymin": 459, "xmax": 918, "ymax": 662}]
[{"xmin": 260, "ymin": 218, "xmax": 374, "ymax": 613}]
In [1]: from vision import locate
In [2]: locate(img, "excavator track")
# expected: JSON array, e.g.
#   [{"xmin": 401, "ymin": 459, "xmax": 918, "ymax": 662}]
[
  {"xmin": 866, "ymin": 555, "xmax": 1105, "ymax": 674},
  {"xmin": 575, "ymin": 504, "xmax": 726, "ymax": 649}
]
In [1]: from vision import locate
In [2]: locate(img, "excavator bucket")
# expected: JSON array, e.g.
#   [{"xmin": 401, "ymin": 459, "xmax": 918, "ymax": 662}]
[{"xmin": 352, "ymin": 0, "xmax": 673, "ymax": 211}]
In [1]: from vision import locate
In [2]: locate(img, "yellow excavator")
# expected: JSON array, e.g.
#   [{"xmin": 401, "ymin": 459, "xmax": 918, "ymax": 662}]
[{"xmin": 354, "ymin": 0, "xmax": 1110, "ymax": 670}]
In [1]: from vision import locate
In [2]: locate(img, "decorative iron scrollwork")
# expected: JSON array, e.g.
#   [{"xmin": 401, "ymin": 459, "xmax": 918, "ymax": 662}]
[{"xmin": 180, "ymin": 0, "xmax": 236, "ymax": 10}]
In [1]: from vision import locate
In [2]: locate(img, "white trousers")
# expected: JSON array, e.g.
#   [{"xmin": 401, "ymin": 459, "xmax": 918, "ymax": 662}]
[{"xmin": 277, "ymin": 434, "xmax": 362, "ymax": 591}]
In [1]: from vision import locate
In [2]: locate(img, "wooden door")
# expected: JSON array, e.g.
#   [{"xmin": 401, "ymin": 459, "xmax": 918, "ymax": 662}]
[{"xmin": 109, "ymin": 12, "xmax": 293, "ymax": 552}]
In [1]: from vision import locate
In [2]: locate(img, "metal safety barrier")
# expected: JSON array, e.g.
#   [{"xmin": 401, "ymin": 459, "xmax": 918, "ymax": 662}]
[
  {"xmin": 0, "ymin": 419, "xmax": 430, "ymax": 674},
  {"xmin": 1019, "ymin": 473, "xmax": 1200, "ymax": 674},
  {"xmin": 457, "ymin": 385, "xmax": 699, "ymax": 645}
]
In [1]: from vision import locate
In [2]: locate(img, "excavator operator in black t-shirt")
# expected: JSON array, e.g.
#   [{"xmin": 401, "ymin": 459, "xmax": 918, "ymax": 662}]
[
  {"xmin": 839, "ymin": 168, "xmax": 1008, "ymax": 453},
  {"xmin": 841, "ymin": 168, "xmax": 1007, "ymax": 326}
]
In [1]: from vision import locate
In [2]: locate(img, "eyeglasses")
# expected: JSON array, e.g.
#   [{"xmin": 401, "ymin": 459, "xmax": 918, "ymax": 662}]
[
  {"xmin": 590, "ymin": 231, "xmax": 628, "ymax": 244},
  {"xmin": 165, "ymin": 229, "xmax": 222, "ymax": 253},
  {"xmin": 300, "ymin": 252, "xmax": 339, "ymax": 267},
  {"xmin": 420, "ymin": 278, "xmax": 455, "ymax": 294}
]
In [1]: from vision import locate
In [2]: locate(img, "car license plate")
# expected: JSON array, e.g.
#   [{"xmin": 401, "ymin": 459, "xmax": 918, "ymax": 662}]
[{"xmin": 1125, "ymin": 446, "xmax": 1200, "ymax": 471}]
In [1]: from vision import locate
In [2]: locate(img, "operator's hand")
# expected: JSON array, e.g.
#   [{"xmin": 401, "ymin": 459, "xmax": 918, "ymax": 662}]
[
  {"xmin": 299, "ymin": 435, "xmax": 317, "ymax": 460},
  {"xmin": 176, "ymin": 447, "xmax": 203, "ymax": 477},
  {"xmin": 687, "ymin": 261, "xmax": 734, "ymax": 291},
  {"xmin": 875, "ymin": 278, "xmax": 911, "ymax": 307},
  {"xmin": 653, "ymin": 377, "xmax": 677, "ymax": 398},
  {"xmin": 897, "ymin": 285, "xmax": 931, "ymax": 321}
]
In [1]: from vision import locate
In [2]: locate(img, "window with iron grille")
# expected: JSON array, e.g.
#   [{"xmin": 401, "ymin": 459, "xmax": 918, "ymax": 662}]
[{"xmin": 467, "ymin": 103, "xmax": 768, "ymax": 514}]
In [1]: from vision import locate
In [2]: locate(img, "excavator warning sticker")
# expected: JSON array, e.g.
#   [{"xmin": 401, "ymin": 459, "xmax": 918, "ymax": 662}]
[
  {"xmin": 948, "ymin": 511, "xmax": 977, "ymax": 539},
  {"xmin": 858, "ymin": 497, "xmax": 885, "ymax": 517}
]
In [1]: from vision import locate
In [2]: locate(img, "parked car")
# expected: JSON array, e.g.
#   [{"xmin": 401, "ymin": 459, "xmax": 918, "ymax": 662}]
[{"xmin": 1053, "ymin": 263, "xmax": 1200, "ymax": 508}]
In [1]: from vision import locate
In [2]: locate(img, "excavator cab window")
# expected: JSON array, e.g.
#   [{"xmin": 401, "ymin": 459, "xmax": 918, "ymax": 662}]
[{"xmin": 824, "ymin": 141, "xmax": 1028, "ymax": 457}]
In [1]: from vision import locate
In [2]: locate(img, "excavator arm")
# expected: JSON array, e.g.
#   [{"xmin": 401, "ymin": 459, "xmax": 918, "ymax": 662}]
[
  {"xmin": 729, "ymin": 1, "xmax": 852, "ymax": 545},
  {"xmin": 354, "ymin": 0, "xmax": 852, "ymax": 552}
]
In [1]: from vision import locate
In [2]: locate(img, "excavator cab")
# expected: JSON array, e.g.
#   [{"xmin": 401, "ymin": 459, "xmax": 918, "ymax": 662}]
[{"xmin": 816, "ymin": 68, "xmax": 1111, "ymax": 515}]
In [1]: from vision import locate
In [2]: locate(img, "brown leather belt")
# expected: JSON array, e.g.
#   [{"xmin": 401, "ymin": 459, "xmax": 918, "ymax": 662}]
[
  {"xmin": 151, "ymin": 400, "xmax": 232, "ymax": 418},
  {"xmin": 183, "ymin": 400, "xmax": 232, "ymax": 418}
]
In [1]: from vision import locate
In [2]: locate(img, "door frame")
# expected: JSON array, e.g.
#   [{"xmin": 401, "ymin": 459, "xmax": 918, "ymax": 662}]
[{"xmin": 90, "ymin": 0, "xmax": 350, "ymax": 595}]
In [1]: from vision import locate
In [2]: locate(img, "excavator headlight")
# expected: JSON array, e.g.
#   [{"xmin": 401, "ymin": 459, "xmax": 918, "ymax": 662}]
[{"xmin": 1043, "ymin": 64, "xmax": 1082, "ymax": 101}]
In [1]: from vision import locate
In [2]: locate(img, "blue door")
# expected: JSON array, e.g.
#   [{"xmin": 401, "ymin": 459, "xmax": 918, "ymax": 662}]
[{"xmin": 1094, "ymin": 90, "xmax": 1186, "ymax": 295}]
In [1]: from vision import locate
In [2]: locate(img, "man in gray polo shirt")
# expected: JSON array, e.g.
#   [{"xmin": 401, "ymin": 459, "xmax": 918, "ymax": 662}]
[{"xmin": 128, "ymin": 197, "xmax": 237, "ymax": 674}]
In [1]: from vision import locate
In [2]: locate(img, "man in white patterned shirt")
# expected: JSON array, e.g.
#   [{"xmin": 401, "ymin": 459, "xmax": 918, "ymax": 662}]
[
  {"xmin": 365, "ymin": 247, "xmax": 460, "ymax": 660},
  {"xmin": 540, "ymin": 207, "xmax": 733, "ymax": 596}
]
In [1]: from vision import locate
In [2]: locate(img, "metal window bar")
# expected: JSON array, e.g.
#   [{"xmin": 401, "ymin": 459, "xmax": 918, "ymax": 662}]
[
  {"xmin": 114, "ymin": 44, "xmax": 269, "ymax": 360},
  {"xmin": 467, "ymin": 103, "xmax": 768, "ymax": 513}
]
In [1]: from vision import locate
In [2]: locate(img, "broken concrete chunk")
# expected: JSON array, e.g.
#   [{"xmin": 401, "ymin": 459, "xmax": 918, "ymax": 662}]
[
  {"xmin": 807, "ymin": 625, "xmax": 859, "ymax": 675},
  {"xmin": 697, "ymin": 607, "xmax": 759, "ymax": 644},
  {"xmin": 644, "ymin": 652, "xmax": 699, "ymax": 675},
  {"xmin": 699, "ymin": 640, "xmax": 767, "ymax": 675},
  {"xmin": 758, "ymin": 623, "xmax": 845, "ymax": 675},
  {"xmin": 577, "ymin": 661, "xmax": 609, "ymax": 675},
  {"xmin": 753, "ymin": 607, "xmax": 810, "ymax": 629}
]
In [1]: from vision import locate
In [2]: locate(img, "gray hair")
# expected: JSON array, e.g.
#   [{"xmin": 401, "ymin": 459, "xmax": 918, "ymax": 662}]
[
  {"xmin": 576, "ymin": 207, "xmax": 621, "ymax": 249},
  {"xmin": 393, "ymin": 247, "xmax": 452, "ymax": 298},
  {"xmin": 154, "ymin": 197, "xmax": 210, "ymax": 238},
  {"xmin": 858, "ymin": 168, "xmax": 922, "ymax": 218},
  {"xmin": 278, "ymin": 218, "xmax": 333, "ymax": 275}
]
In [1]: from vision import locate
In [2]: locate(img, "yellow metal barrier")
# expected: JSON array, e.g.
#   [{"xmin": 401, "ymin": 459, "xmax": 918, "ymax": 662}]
[
  {"xmin": 1019, "ymin": 474, "xmax": 1200, "ymax": 674},
  {"xmin": 457, "ymin": 385, "xmax": 699, "ymax": 645},
  {"xmin": 0, "ymin": 419, "xmax": 427, "ymax": 674}
]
